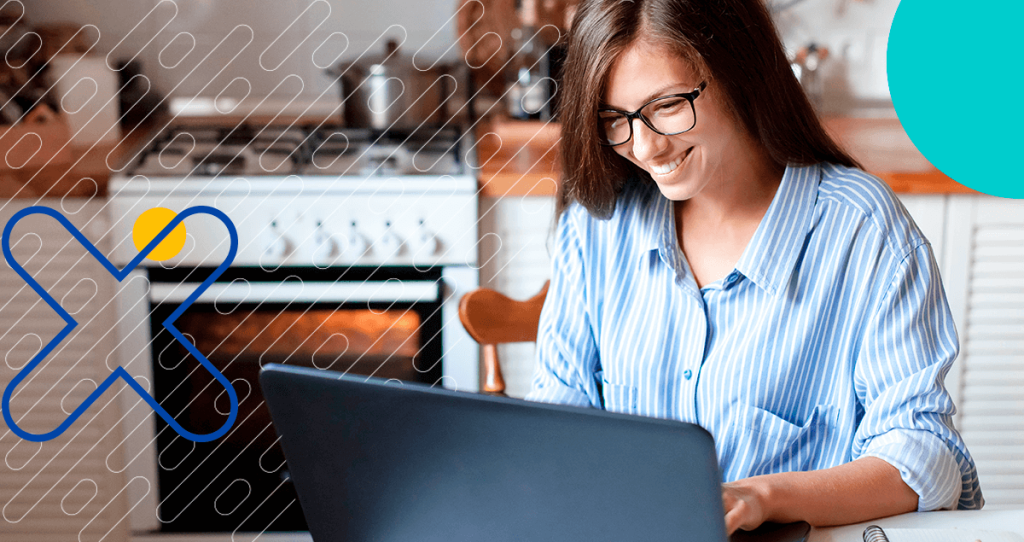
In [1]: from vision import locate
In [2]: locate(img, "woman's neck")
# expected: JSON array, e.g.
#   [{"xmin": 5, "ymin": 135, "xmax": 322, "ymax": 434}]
[
  {"xmin": 670, "ymin": 141, "xmax": 785, "ymax": 288},
  {"xmin": 677, "ymin": 146, "xmax": 784, "ymax": 233}
]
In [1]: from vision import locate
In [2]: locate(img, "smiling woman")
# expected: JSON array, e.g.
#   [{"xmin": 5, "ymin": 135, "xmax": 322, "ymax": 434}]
[
  {"xmin": 526, "ymin": 0, "xmax": 984, "ymax": 536},
  {"xmin": 554, "ymin": 0, "xmax": 857, "ymax": 220}
]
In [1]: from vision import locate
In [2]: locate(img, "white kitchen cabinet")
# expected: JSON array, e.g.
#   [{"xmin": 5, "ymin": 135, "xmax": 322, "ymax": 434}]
[
  {"xmin": 0, "ymin": 200, "xmax": 129, "ymax": 542},
  {"xmin": 941, "ymin": 194, "xmax": 1024, "ymax": 509},
  {"xmin": 478, "ymin": 196, "xmax": 555, "ymax": 398}
]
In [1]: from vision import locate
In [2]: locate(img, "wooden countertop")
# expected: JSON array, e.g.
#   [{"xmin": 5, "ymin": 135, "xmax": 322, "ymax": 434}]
[
  {"xmin": 476, "ymin": 117, "xmax": 977, "ymax": 197},
  {"xmin": 0, "ymin": 121, "xmax": 159, "ymax": 199},
  {"xmin": 0, "ymin": 108, "xmax": 342, "ymax": 199}
]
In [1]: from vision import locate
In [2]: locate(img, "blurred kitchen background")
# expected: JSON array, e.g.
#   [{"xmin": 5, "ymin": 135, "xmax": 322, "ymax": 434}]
[
  {"xmin": 13, "ymin": 0, "xmax": 902, "ymax": 110},
  {"xmin": 1, "ymin": 0, "xmax": 1022, "ymax": 541}
]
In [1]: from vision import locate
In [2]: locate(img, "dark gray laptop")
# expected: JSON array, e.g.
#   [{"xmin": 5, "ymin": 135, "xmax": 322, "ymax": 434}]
[{"xmin": 259, "ymin": 364, "xmax": 809, "ymax": 542}]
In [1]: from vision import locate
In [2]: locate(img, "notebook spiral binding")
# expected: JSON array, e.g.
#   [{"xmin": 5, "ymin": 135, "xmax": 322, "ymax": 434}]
[{"xmin": 863, "ymin": 525, "xmax": 890, "ymax": 542}]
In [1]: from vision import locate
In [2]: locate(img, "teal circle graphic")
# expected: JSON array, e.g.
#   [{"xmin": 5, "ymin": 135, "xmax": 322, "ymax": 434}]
[{"xmin": 888, "ymin": 1, "xmax": 1023, "ymax": 199}]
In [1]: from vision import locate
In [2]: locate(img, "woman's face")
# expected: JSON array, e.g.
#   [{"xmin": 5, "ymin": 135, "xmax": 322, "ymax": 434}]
[{"xmin": 603, "ymin": 39, "xmax": 756, "ymax": 202}]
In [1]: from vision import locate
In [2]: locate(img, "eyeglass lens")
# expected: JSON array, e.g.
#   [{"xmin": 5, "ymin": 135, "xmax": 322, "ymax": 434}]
[{"xmin": 599, "ymin": 96, "xmax": 696, "ymax": 145}]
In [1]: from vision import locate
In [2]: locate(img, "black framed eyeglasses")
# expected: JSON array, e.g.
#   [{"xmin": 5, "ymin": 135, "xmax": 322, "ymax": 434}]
[{"xmin": 597, "ymin": 81, "xmax": 708, "ymax": 146}]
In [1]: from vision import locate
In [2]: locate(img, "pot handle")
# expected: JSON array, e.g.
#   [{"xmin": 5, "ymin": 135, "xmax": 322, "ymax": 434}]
[
  {"xmin": 324, "ymin": 63, "xmax": 350, "ymax": 81},
  {"xmin": 324, "ymin": 63, "xmax": 355, "ymax": 100}
]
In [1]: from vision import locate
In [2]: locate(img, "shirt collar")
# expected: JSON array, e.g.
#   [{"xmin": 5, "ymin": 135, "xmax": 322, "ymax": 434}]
[
  {"xmin": 636, "ymin": 185, "xmax": 675, "ymax": 268},
  {"xmin": 635, "ymin": 163, "xmax": 821, "ymax": 295},
  {"xmin": 734, "ymin": 163, "xmax": 821, "ymax": 296}
]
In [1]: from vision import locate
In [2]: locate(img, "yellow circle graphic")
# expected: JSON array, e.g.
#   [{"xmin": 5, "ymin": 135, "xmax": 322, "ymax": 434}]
[{"xmin": 132, "ymin": 207, "xmax": 186, "ymax": 261}]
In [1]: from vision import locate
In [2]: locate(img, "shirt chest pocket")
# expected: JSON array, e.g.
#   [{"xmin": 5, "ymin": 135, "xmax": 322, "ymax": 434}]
[
  {"xmin": 725, "ymin": 403, "xmax": 838, "ymax": 477},
  {"xmin": 597, "ymin": 371, "xmax": 637, "ymax": 414}
]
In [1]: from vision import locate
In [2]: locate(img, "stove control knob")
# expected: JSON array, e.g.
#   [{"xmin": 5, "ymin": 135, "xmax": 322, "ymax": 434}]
[
  {"xmin": 263, "ymin": 220, "xmax": 292, "ymax": 260},
  {"xmin": 341, "ymin": 221, "xmax": 369, "ymax": 260},
  {"xmin": 311, "ymin": 220, "xmax": 339, "ymax": 266},
  {"xmin": 409, "ymin": 220, "xmax": 439, "ymax": 258},
  {"xmin": 376, "ymin": 222, "xmax": 403, "ymax": 260}
]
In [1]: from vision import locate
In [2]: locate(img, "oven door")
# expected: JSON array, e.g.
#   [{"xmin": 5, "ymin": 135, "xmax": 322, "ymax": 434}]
[{"xmin": 145, "ymin": 266, "xmax": 444, "ymax": 532}]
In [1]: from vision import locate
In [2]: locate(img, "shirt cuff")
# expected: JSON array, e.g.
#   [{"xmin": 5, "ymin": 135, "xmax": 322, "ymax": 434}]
[{"xmin": 858, "ymin": 428, "xmax": 961, "ymax": 511}]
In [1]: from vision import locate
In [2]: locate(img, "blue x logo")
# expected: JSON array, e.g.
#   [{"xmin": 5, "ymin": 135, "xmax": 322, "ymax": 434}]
[{"xmin": 2, "ymin": 205, "xmax": 238, "ymax": 443}]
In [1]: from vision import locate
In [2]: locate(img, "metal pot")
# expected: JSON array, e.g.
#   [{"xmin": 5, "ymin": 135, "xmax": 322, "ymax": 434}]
[{"xmin": 326, "ymin": 40, "xmax": 453, "ymax": 131}]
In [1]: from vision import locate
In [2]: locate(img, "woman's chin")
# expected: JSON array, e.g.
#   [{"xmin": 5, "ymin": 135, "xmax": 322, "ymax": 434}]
[{"xmin": 651, "ymin": 171, "xmax": 701, "ymax": 201}]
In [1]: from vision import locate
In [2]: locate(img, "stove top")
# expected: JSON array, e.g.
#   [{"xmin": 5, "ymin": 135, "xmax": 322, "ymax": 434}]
[{"xmin": 127, "ymin": 124, "xmax": 468, "ymax": 178}]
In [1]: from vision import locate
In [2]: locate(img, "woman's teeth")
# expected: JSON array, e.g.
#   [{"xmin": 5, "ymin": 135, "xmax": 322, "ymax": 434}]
[{"xmin": 651, "ymin": 153, "xmax": 685, "ymax": 175}]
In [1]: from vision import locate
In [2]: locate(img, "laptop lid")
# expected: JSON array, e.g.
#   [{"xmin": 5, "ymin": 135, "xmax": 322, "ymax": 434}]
[{"xmin": 259, "ymin": 364, "xmax": 807, "ymax": 542}]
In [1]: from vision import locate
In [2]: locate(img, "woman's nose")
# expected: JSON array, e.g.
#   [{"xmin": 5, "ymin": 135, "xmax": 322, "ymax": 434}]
[{"xmin": 629, "ymin": 118, "xmax": 666, "ymax": 162}]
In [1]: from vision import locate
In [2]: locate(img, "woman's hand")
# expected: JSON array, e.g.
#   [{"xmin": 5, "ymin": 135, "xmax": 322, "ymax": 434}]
[{"xmin": 721, "ymin": 477, "xmax": 771, "ymax": 534}]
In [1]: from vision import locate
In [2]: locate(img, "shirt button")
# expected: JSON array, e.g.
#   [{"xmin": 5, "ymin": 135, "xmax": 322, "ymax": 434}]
[{"xmin": 683, "ymin": 370, "xmax": 693, "ymax": 380}]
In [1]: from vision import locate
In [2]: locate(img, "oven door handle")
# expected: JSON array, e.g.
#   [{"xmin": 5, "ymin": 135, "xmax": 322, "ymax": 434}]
[{"xmin": 148, "ymin": 280, "xmax": 440, "ymax": 304}]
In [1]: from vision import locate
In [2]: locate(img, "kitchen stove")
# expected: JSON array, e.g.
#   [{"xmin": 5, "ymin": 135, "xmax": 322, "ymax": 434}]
[
  {"xmin": 113, "ymin": 122, "xmax": 478, "ymax": 269},
  {"xmin": 107, "ymin": 116, "xmax": 480, "ymax": 537},
  {"xmin": 129, "ymin": 124, "xmax": 464, "ymax": 178}
]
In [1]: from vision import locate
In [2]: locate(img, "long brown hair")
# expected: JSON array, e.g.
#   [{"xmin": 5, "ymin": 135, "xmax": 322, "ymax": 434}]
[{"xmin": 556, "ymin": 0, "xmax": 859, "ymax": 218}]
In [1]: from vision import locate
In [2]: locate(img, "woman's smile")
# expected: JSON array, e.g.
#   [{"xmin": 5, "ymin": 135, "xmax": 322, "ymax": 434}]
[{"xmin": 650, "ymin": 147, "xmax": 693, "ymax": 176}]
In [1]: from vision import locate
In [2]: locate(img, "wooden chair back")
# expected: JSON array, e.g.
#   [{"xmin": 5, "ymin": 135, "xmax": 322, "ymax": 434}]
[{"xmin": 458, "ymin": 281, "xmax": 549, "ymax": 395}]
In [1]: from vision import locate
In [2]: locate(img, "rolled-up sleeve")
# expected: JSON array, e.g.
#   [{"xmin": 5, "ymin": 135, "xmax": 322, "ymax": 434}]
[
  {"xmin": 525, "ymin": 209, "xmax": 602, "ymax": 408},
  {"xmin": 852, "ymin": 243, "xmax": 983, "ymax": 511}
]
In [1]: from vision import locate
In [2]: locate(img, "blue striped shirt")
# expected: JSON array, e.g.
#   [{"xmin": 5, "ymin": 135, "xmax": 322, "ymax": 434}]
[{"xmin": 526, "ymin": 163, "xmax": 983, "ymax": 511}]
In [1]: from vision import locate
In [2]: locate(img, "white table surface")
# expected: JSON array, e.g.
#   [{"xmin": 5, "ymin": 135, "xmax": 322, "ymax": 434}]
[{"xmin": 808, "ymin": 509, "xmax": 1024, "ymax": 541}]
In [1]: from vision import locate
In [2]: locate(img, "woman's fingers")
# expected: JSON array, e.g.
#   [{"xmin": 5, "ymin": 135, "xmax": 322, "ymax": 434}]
[
  {"xmin": 724, "ymin": 506, "xmax": 742, "ymax": 535},
  {"xmin": 721, "ymin": 482, "xmax": 765, "ymax": 534},
  {"xmin": 722, "ymin": 486, "xmax": 742, "ymax": 534},
  {"xmin": 723, "ymin": 492, "xmax": 751, "ymax": 534}
]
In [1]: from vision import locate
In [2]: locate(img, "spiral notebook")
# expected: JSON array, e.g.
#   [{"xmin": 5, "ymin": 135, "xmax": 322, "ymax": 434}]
[{"xmin": 863, "ymin": 525, "xmax": 1024, "ymax": 542}]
